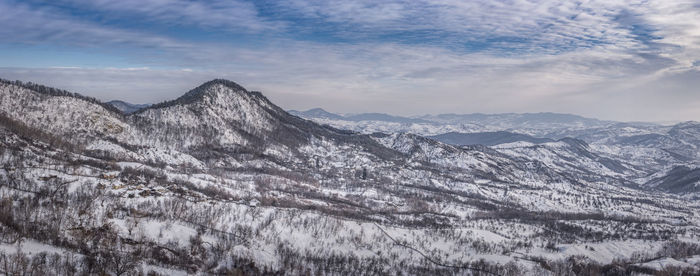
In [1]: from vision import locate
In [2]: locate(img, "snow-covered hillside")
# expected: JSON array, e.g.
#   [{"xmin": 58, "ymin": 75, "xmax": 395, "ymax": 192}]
[
  {"xmin": 293, "ymin": 107, "xmax": 700, "ymax": 197},
  {"xmin": 1, "ymin": 79, "xmax": 699, "ymax": 275}
]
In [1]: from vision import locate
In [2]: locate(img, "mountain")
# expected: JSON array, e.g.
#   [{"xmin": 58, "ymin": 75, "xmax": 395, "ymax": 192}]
[
  {"xmin": 345, "ymin": 112, "xmax": 430, "ymax": 124},
  {"xmin": 493, "ymin": 137, "xmax": 638, "ymax": 181},
  {"xmin": 1, "ymin": 78, "xmax": 699, "ymax": 275},
  {"xmin": 647, "ymin": 166, "xmax": 700, "ymax": 194},
  {"xmin": 107, "ymin": 100, "xmax": 151, "ymax": 114},
  {"xmin": 289, "ymin": 108, "xmax": 430, "ymax": 124},
  {"xmin": 293, "ymin": 106, "xmax": 700, "ymax": 189},
  {"xmin": 429, "ymin": 131, "xmax": 554, "ymax": 146},
  {"xmin": 291, "ymin": 108, "xmax": 615, "ymax": 136},
  {"xmin": 544, "ymin": 121, "xmax": 700, "ymax": 177},
  {"xmin": 0, "ymin": 79, "xmax": 129, "ymax": 142},
  {"xmin": 288, "ymin": 107, "xmax": 344, "ymax": 120}
]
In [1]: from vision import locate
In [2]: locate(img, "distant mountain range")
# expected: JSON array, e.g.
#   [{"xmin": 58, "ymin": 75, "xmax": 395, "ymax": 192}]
[
  {"xmin": 288, "ymin": 108, "xmax": 615, "ymax": 137},
  {"xmin": 289, "ymin": 108, "xmax": 431, "ymax": 124},
  {"xmin": 289, "ymin": 108, "xmax": 611, "ymax": 125}
]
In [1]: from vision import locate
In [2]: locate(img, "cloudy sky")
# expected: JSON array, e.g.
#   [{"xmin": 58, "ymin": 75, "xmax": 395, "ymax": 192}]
[{"xmin": 1, "ymin": 0, "xmax": 699, "ymax": 122}]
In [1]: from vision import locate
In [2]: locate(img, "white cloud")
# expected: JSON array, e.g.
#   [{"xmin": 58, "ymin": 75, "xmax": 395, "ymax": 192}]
[
  {"xmin": 278, "ymin": 0, "xmax": 649, "ymax": 52},
  {"xmin": 0, "ymin": 1, "xmax": 192, "ymax": 50},
  {"xmin": 54, "ymin": 0, "xmax": 283, "ymax": 32}
]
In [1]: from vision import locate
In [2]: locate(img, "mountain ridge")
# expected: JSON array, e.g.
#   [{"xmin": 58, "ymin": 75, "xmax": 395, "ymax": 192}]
[{"xmin": 0, "ymin": 77, "xmax": 123, "ymax": 115}]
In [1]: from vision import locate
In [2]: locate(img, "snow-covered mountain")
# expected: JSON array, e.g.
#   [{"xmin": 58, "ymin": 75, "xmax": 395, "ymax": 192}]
[
  {"xmin": 288, "ymin": 107, "xmax": 345, "ymax": 120},
  {"xmin": 1, "ymin": 79, "xmax": 699, "ymax": 275},
  {"xmin": 292, "ymin": 106, "xmax": 700, "ymax": 195}
]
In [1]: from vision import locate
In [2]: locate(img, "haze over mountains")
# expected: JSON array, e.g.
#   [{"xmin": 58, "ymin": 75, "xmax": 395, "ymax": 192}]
[
  {"xmin": 288, "ymin": 108, "xmax": 620, "ymax": 137},
  {"xmin": 1, "ymin": 79, "xmax": 699, "ymax": 275}
]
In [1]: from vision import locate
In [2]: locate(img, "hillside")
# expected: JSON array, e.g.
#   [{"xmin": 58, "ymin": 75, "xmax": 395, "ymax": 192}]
[{"xmin": 0, "ymin": 79, "xmax": 699, "ymax": 275}]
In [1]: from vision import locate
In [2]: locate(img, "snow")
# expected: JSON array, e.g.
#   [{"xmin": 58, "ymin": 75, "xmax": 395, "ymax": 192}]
[
  {"xmin": 636, "ymin": 257, "xmax": 697, "ymax": 270},
  {"xmin": 0, "ymin": 239, "xmax": 72, "ymax": 256},
  {"xmin": 3, "ymin": 80, "xmax": 700, "ymax": 274},
  {"xmin": 141, "ymin": 264, "xmax": 189, "ymax": 276}
]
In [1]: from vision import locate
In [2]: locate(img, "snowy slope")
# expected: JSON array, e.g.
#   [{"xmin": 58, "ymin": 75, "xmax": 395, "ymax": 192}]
[{"xmin": 1, "ymin": 79, "xmax": 699, "ymax": 275}]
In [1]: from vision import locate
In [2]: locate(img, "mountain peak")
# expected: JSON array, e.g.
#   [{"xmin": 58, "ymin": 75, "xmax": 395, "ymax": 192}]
[
  {"xmin": 138, "ymin": 79, "xmax": 252, "ymax": 112},
  {"xmin": 307, "ymin": 107, "xmax": 329, "ymax": 113},
  {"xmin": 288, "ymin": 107, "xmax": 344, "ymax": 120},
  {"xmin": 195, "ymin": 79, "xmax": 246, "ymax": 93},
  {"xmin": 175, "ymin": 78, "xmax": 249, "ymax": 101}
]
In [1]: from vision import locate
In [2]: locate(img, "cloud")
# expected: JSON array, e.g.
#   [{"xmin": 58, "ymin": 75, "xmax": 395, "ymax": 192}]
[
  {"xmin": 275, "ymin": 0, "xmax": 650, "ymax": 53},
  {"xmin": 48, "ymin": 0, "xmax": 283, "ymax": 32},
  {"xmin": 0, "ymin": 1, "xmax": 272, "ymax": 68},
  {"xmin": 0, "ymin": 1, "xmax": 191, "ymax": 50}
]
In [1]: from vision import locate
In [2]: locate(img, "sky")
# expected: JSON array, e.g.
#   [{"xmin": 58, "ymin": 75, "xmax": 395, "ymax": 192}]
[{"xmin": 1, "ymin": 0, "xmax": 699, "ymax": 122}]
